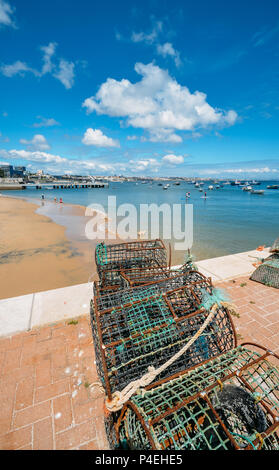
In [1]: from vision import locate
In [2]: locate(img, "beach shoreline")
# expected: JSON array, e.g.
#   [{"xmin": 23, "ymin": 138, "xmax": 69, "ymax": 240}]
[{"xmin": 0, "ymin": 194, "xmax": 108, "ymax": 299}]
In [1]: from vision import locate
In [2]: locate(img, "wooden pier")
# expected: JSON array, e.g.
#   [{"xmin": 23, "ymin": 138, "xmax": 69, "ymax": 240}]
[{"xmin": 0, "ymin": 182, "xmax": 109, "ymax": 190}]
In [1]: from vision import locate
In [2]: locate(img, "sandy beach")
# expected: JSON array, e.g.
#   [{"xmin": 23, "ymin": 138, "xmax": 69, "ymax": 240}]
[{"xmin": 0, "ymin": 196, "xmax": 97, "ymax": 299}]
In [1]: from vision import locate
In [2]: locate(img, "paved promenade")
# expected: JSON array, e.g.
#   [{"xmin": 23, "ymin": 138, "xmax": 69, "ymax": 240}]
[{"xmin": 0, "ymin": 247, "xmax": 278, "ymax": 450}]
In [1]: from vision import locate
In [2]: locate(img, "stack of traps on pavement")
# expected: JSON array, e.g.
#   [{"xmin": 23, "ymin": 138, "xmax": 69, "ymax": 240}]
[{"xmin": 90, "ymin": 239, "xmax": 279, "ymax": 450}]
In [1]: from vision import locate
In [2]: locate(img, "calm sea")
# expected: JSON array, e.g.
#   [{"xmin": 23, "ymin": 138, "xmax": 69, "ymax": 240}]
[{"xmin": 5, "ymin": 180, "xmax": 279, "ymax": 263}]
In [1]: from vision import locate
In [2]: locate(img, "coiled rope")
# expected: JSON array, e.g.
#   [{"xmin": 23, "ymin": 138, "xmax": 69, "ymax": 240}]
[{"xmin": 105, "ymin": 302, "xmax": 219, "ymax": 412}]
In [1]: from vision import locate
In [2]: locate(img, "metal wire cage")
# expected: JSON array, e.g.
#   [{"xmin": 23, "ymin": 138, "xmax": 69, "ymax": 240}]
[
  {"xmin": 89, "ymin": 284, "xmax": 236, "ymax": 400},
  {"xmin": 95, "ymin": 240, "xmax": 168, "ymax": 288},
  {"xmin": 250, "ymin": 254, "xmax": 279, "ymax": 289},
  {"xmin": 114, "ymin": 344, "xmax": 279, "ymax": 450},
  {"xmin": 93, "ymin": 270, "xmax": 213, "ymax": 313}
]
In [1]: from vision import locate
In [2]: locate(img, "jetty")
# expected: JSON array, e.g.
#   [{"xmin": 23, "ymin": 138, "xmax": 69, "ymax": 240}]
[{"xmin": 0, "ymin": 181, "xmax": 109, "ymax": 190}]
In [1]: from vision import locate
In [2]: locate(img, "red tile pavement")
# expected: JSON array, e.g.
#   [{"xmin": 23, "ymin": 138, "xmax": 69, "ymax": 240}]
[
  {"xmin": 216, "ymin": 276, "xmax": 279, "ymax": 353},
  {"xmin": 0, "ymin": 315, "xmax": 109, "ymax": 450},
  {"xmin": 0, "ymin": 275, "xmax": 278, "ymax": 450}
]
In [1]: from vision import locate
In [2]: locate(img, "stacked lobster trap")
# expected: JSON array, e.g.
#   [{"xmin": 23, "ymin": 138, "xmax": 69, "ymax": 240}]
[{"xmin": 90, "ymin": 239, "xmax": 279, "ymax": 451}]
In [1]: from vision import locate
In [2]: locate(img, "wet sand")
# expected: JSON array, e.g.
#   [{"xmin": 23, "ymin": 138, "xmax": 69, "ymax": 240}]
[
  {"xmin": 0, "ymin": 194, "xmax": 176, "ymax": 299},
  {"xmin": 0, "ymin": 196, "xmax": 99, "ymax": 299}
]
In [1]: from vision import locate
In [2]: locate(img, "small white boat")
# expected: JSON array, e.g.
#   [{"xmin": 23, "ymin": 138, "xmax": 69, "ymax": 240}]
[
  {"xmin": 251, "ymin": 189, "xmax": 264, "ymax": 195},
  {"xmin": 163, "ymin": 185, "xmax": 169, "ymax": 190},
  {"xmin": 242, "ymin": 186, "xmax": 252, "ymax": 191},
  {"xmin": 208, "ymin": 185, "xmax": 214, "ymax": 190}
]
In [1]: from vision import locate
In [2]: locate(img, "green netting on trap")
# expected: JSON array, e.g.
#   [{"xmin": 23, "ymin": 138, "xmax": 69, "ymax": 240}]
[
  {"xmin": 95, "ymin": 240, "xmax": 168, "ymax": 287},
  {"xmin": 93, "ymin": 270, "xmax": 212, "ymax": 313},
  {"xmin": 119, "ymin": 267, "xmax": 208, "ymax": 289},
  {"xmin": 250, "ymin": 254, "xmax": 279, "ymax": 289},
  {"xmin": 115, "ymin": 345, "xmax": 279, "ymax": 450},
  {"xmin": 90, "ymin": 285, "xmax": 235, "ymax": 400}
]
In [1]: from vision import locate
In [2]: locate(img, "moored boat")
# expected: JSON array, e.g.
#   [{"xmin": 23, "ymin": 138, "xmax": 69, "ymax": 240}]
[{"xmin": 251, "ymin": 189, "xmax": 264, "ymax": 195}]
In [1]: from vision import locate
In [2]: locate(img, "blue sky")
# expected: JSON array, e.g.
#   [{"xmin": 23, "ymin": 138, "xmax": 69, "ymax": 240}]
[{"xmin": 0, "ymin": 0, "xmax": 279, "ymax": 178}]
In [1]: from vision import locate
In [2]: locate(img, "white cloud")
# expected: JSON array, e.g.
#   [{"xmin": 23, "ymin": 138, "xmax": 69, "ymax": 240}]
[
  {"xmin": 156, "ymin": 42, "xmax": 182, "ymax": 67},
  {"xmin": 0, "ymin": 0, "xmax": 15, "ymax": 27},
  {"xmin": 129, "ymin": 157, "xmax": 160, "ymax": 172},
  {"xmin": 82, "ymin": 128, "xmax": 120, "ymax": 148},
  {"xmin": 0, "ymin": 148, "xmax": 66, "ymax": 164},
  {"xmin": 20, "ymin": 134, "xmax": 50, "ymax": 151},
  {"xmin": 32, "ymin": 116, "xmax": 60, "ymax": 128},
  {"xmin": 147, "ymin": 129, "xmax": 182, "ymax": 143},
  {"xmin": 0, "ymin": 42, "xmax": 76, "ymax": 89},
  {"xmin": 53, "ymin": 59, "xmax": 75, "ymax": 90},
  {"xmin": 162, "ymin": 154, "xmax": 184, "ymax": 165},
  {"xmin": 83, "ymin": 62, "xmax": 238, "ymax": 142},
  {"xmin": 131, "ymin": 21, "xmax": 163, "ymax": 45},
  {"xmin": 40, "ymin": 42, "xmax": 57, "ymax": 75},
  {"xmin": 1, "ymin": 60, "xmax": 38, "ymax": 77},
  {"xmin": 0, "ymin": 148, "xmax": 126, "ymax": 174}
]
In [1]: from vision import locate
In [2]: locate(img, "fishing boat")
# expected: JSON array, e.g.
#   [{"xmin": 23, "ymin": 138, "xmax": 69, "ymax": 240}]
[
  {"xmin": 267, "ymin": 185, "xmax": 279, "ymax": 189},
  {"xmin": 208, "ymin": 185, "xmax": 214, "ymax": 190},
  {"xmin": 251, "ymin": 180, "xmax": 261, "ymax": 185},
  {"xmin": 242, "ymin": 185, "xmax": 252, "ymax": 191},
  {"xmin": 163, "ymin": 184, "xmax": 169, "ymax": 190},
  {"xmin": 174, "ymin": 181, "xmax": 180, "ymax": 185},
  {"xmin": 251, "ymin": 189, "xmax": 264, "ymax": 195}
]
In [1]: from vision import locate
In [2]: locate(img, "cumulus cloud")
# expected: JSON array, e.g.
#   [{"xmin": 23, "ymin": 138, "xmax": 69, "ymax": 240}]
[
  {"xmin": 0, "ymin": 0, "xmax": 15, "ymax": 27},
  {"xmin": 0, "ymin": 148, "xmax": 126, "ymax": 174},
  {"xmin": 0, "ymin": 42, "xmax": 76, "ymax": 89},
  {"xmin": 32, "ymin": 116, "xmax": 60, "ymax": 128},
  {"xmin": 156, "ymin": 42, "xmax": 182, "ymax": 67},
  {"xmin": 162, "ymin": 154, "xmax": 184, "ymax": 165},
  {"xmin": 82, "ymin": 128, "xmax": 120, "ymax": 148},
  {"xmin": 0, "ymin": 148, "xmax": 66, "ymax": 164},
  {"xmin": 1, "ymin": 61, "xmax": 38, "ymax": 77},
  {"xmin": 131, "ymin": 21, "xmax": 163, "ymax": 45},
  {"xmin": 129, "ymin": 158, "xmax": 160, "ymax": 172},
  {"xmin": 20, "ymin": 134, "xmax": 50, "ymax": 151},
  {"xmin": 82, "ymin": 62, "xmax": 238, "ymax": 142},
  {"xmin": 53, "ymin": 59, "xmax": 75, "ymax": 90},
  {"xmin": 40, "ymin": 42, "xmax": 57, "ymax": 75}
]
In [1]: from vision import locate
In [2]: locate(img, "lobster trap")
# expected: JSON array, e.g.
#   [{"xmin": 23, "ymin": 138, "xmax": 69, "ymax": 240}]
[
  {"xmin": 90, "ymin": 284, "xmax": 236, "ymax": 400},
  {"xmin": 95, "ymin": 240, "xmax": 168, "ymax": 288},
  {"xmin": 114, "ymin": 344, "xmax": 279, "ymax": 450},
  {"xmin": 93, "ymin": 270, "xmax": 213, "ymax": 313},
  {"xmin": 250, "ymin": 254, "xmax": 279, "ymax": 289}
]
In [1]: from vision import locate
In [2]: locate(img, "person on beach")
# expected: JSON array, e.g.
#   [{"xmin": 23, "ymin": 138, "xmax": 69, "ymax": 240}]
[
  {"xmin": 41, "ymin": 194, "xmax": 45, "ymax": 200},
  {"xmin": 59, "ymin": 197, "xmax": 63, "ymax": 203},
  {"xmin": 54, "ymin": 197, "xmax": 57, "ymax": 203}
]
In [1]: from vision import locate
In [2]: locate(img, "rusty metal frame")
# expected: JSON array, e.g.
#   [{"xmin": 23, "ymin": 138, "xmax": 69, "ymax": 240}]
[
  {"xmin": 115, "ymin": 343, "xmax": 279, "ymax": 450},
  {"xmin": 91, "ymin": 283, "xmax": 237, "ymax": 400}
]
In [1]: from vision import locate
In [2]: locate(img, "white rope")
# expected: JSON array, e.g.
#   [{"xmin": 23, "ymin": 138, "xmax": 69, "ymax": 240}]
[{"xmin": 105, "ymin": 303, "xmax": 219, "ymax": 412}]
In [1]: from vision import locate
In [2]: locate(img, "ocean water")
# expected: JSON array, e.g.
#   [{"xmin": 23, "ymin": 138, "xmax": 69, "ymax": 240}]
[{"xmin": 4, "ymin": 180, "xmax": 279, "ymax": 263}]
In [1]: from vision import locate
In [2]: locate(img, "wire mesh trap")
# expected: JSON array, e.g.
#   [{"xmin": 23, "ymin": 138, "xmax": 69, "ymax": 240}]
[
  {"xmin": 93, "ymin": 270, "xmax": 213, "ymax": 313},
  {"xmin": 114, "ymin": 344, "xmax": 279, "ymax": 450},
  {"xmin": 90, "ymin": 284, "xmax": 236, "ymax": 400},
  {"xmin": 250, "ymin": 254, "xmax": 279, "ymax": 289},
  {"xmin": 95, "ymin": 240, "xmax": 168, "ymax": 287}
]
